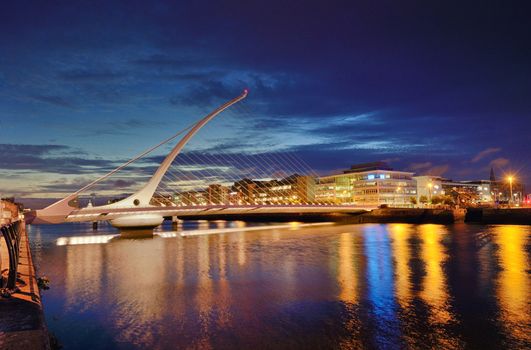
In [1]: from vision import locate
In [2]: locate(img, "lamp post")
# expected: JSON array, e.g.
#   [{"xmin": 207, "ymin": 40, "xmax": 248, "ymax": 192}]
[
  {"xmin": 396, "ymin": 186, "xmax": 401, "ymax": 207},
  {"xmin": 507, "ymin": 176, "xmax": 514, "ymax": 207},
  {"xmin": 427, "ymin": 182, "xmax": 433, "ymax": 207}
]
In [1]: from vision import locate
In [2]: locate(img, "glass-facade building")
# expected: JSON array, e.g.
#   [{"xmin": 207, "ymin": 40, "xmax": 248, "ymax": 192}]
[{"xmin": 316, "ymin": 162, "xmax": 416, "ymax": 207}]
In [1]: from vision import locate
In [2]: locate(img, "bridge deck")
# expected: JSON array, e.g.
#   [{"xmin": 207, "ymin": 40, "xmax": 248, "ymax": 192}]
[{"xmin": 66, "ymin": 204, "xmax": 374, "ymax": 222}]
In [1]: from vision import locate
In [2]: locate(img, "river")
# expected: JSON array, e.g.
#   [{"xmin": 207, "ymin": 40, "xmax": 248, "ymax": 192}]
[{"xmin": 27, "ymin": 221, "xmax": 530, "ymax": 349}]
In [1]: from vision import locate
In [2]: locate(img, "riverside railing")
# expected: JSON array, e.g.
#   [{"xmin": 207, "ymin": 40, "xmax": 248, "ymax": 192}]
[{"xmin": 1, "ymin": 219, "xmax": 22, "ymax": 291}]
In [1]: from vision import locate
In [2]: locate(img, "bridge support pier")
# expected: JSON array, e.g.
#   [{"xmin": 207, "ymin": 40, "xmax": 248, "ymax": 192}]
[
  {"xmin": 92, "ymin": 221, "xmax": 98, "ymax": 230},
  {"xmin": 171, "ymin": 216, "xmax": 182, "ymax": 229},
  {"xmin": 118, "ymin": 228, "xmax": 155, "ymax": 238},
  {"xmin": 109, "ymin": 214, "xmax": 164, "ymax": 234}
]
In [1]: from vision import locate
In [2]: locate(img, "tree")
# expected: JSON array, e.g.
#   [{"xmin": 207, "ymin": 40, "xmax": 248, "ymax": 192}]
[
  {"xmin": 409, "ymin": 197, "xmax": 417, "ymax": 205},
  {"xmin": 431, "ymin": 195, "xmax": 443, "ymax": 205},
  {"xmin": 419, "ymin": 195, "xmax": 428, "ymax": 205},
  {"xmin": 443, "ymin": 195, "xmax": 455, "ymax": 206}
]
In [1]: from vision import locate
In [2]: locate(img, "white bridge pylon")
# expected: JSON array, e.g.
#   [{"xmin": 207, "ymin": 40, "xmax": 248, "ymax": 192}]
[{"xmin": 33, "ymin": 89, "xmax": 249, "ymax": 226}]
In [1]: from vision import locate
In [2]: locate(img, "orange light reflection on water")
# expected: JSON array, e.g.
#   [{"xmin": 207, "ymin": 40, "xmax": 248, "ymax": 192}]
[
  {"xmin": 389, "ymin": 224, "xmax": 412, "ymax": 308},
  {"xmin": 493, "ymin": 225, "xmax": 531, "ymax": 344},
  {"xmin": 419, "ymin": 224, "xmax": 462, "ymax": 348},
  {"xmin": 338, "ymin": 232, "xmax": 358, "ymax": 304}
]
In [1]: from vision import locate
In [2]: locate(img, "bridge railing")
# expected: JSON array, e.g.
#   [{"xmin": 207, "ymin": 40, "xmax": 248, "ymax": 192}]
[{"xmin": 0, "ymin": 219, "xmax": 22, "ymax": 291}]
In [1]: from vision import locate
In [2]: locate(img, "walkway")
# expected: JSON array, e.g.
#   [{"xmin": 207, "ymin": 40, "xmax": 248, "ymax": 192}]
[{"xmin": 0, "ymin": 222, "xmax": 50, "ymax": 350}]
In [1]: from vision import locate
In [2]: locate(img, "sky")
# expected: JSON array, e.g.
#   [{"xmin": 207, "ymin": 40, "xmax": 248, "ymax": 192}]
[{"xmin": 1, "ymin": 0, "xmax": 530, "ymax": 205}]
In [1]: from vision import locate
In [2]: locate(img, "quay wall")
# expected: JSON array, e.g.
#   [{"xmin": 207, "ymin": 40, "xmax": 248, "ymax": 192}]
[
  {"xmin": 466, "ymin": 208, "xmax": 531, "ymax": 225},
  {"xmin": 342, "ymin": 208, "xmax": 466, "ymax": 224},
  {"xmin": 170, "ymin": 207, "xmax": 530, "ymax": 225},
  {"xmin": 169, "ymin": 208, "xmax": 468, "ymax": 224},
  {"xmin": 0, "ymin": 220, "xmax": 50, "ymax": 350},
  {"xmin": 165, "ymin": 212, "xmax": 350, "ymax": 223}
]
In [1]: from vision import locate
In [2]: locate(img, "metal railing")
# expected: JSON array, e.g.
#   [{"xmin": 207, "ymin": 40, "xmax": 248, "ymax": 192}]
[{"xmin": 1, "ymin": 219, "xmax": 22, "ymax": 291}]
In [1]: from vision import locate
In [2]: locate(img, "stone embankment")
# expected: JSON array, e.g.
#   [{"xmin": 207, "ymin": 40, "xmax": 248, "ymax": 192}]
[
  {"xmin": 1, "ymin": 206, "xmax": 50, "ymax": 349},
  {"xmin": 343, "ymin": 207, "xmax": 530, "ymax": 225},
  {"xmin": 466, "ymin": 207, "xmax": 531, "ymax": 225},
  {"xmin": 344, "ymin": 208, "xmax": 466, "ymax": 224}
]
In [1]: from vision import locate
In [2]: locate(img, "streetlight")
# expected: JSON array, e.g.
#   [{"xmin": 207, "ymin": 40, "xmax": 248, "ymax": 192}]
[
  {"xmin": 396, "ymin": 186, "xmax": 402, "ymax": 207},
  {"xmin": 427, "ymin": 182, "xmax": 433, "ymax": 207},
  {"xmin": 507, "ymin": 176, "xmax": 514, "ymax": 207}
]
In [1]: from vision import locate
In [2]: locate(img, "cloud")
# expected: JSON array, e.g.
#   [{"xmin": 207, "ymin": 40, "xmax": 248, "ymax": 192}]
[
  {"xmin": 489, "ymin": 157, "xmax": 510, "ymax": 169},
  {"xmin": 130, "ymin": 54, "xmax": 202, "ymax": 69},
  {"xmin": 410, "ymin": 163, "xmax": 450, "ymax": 176},
  {"xmin": 58, "ymin": 69, "xmax": 127, "ymax": 82},
  {"xmin": 170, "ymin": 80, "xmax": 237, "ymax": 107},
  {"xmin": 407, "ymin": 162, "xmax": 432, "ymax": 171},
  {"xmin": 471, "ymin": 147, "xmax": 501, "ymax": 163},
  {"xmin": 28, "ymin": 94, "xmax": 75, "ymax": 108},
  {"xmin": 380, "ymin": 157, "xmax": 401, "ymax": 164},
  {"xmin": 38, "ymin": 176, "xmax": 142, "ymax": 193},
  {"xmin": 0, "ymin": 143, "xmax": 119, "ymax": 174},
  {"xmin": 426, "ymin": 164, "xmax": 450, "ymax": 176},
  {"xmin": 1, "ymin": 1, "xmax": 530, "ymax": 191},
  {"xmin": 0, "ymin": 144, "xmax": 69, "ymax": 156}
]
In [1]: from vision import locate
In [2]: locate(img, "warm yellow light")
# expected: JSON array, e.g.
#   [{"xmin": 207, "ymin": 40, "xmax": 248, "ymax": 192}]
[
  {"xmin": 428, "ymin": 183, "xmax": 433, "ymax": 189},
  {"xmin": 507, "ymin": 176, "xmax": 514, "ymax": 183}
]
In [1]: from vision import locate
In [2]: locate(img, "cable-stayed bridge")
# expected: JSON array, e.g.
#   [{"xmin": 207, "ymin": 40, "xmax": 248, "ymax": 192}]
[{"xmin": 28, "ymin": 90, "xmax": 373, "ymax": 230}]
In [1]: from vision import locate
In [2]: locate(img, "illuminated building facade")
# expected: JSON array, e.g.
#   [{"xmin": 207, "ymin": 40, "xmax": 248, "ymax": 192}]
[
  {"xmin": 315, "ymin": 162, "xmax": 416, "ymax": 207},
  {"xmin": 231, "ymin": 175, "xmax": 316, "ymax": 205},
  {"xmin": 415, "ymin": 173, "xmax": 526, "ymax": 206},
  {"xmin": 171, "ymin": 175, "xmax": 316, "ymax": 206},
  {"xmin": 208, "ymin": 184, "xmax": 229, "ymax": 205}
]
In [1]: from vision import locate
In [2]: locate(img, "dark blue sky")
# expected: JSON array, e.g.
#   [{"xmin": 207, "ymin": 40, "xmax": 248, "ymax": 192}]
[{"xmin": 1, "ymin": 0, "xmax": 530, "ymax": 199}]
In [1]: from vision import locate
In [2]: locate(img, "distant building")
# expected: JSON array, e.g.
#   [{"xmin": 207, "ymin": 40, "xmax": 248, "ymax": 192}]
[
  {"xmin": 231, "ymin": 175, "xmax": 315, "ymax": 205},
  {"xmin": 316, "ymin": 162, "xmax": 416, "ymax": 207},
  {"xmin": 151, "ymin": 194, "xmax": 175, "ymax": 206},
  {"xmin": 415, "ymin": 167, "xmax": 526, "ymax": 206},
  {"xmin": 173, "ymin": 191, "xmax": 208, "ymax": 206},
  {"xmin": 155, "ymin": 164, "xmax": 526, "ymax": 208},
  {"xmin": 208, "ymin": 184, "xmax": 229, "ymax": 205},
  {"xmin": 1, "ymin": 199, "xmax": 21, "ymax": 224},
  {"xmin": 490, "ymin": 179, "xmax": 525, "ymax": 205},
  {"xmin": 413, "ymin": 175, "xmax": 444, "ymax": 203},
  {"xmin": 169, "ymin": 174, "xmax": 315, "ymax": 206}
]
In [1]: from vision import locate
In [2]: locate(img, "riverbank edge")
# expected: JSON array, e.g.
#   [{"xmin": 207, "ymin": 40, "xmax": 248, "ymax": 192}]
[
  {"xmin": 343, "ymin": 207, "xmax": 530, "ymax": 225},
  {"xmin": 170, "ymin": 208, "xmax": 531, "ymax": 225},
  {"xmin": 0, "ymin": 221, "xmax": 51, "ymax": 350}
]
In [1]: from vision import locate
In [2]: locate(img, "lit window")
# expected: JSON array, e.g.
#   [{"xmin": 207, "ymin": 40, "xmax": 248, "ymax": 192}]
[{"xmin": 368, "ymin": 174, "xmax": 375, "ymax": 180}]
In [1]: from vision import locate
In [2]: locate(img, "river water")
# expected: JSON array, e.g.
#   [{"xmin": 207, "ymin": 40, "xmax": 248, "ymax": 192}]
[{"xmin": 27, "ymin": 221, "xmax": 530, "ymax": 349}]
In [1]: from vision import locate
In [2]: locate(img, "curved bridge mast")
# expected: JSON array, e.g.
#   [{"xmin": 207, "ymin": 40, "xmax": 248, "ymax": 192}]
[{"xmin": 33, "ymin": 89, "xmax": 248, "ymax": 224}]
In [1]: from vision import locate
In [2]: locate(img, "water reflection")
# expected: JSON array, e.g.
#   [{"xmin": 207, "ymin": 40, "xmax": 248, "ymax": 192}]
[
  {"xmin": 494, "ymin": 226, "xmax": 531, "ymax": 344},
  {"xmin": 236, "ymin": 232, "xmax": 246, "ymax": 266},
  {"xmin": 28, "ymin": 222, "xmax": 531, "ymax": 349},
  {"xmin": 337, "ymin": 232, "xmax": 358, "ymax": 304},
  {"xmin": 419, "ymin": 224, "xmax": 461, "ymax": 348},
  {"xmin": 64, "ymin": 244, "xmax": 103, "ymax": 313},
  {"xmin": 194, "ymin": 235, "xmax": 214, "ymax": 348},
  {"xmin": 389, "ymin": 224, "xmax": 412, "ymax": 308},
  {"xmin": 364, "ymin": 225, "xmax": 400, "ymax": 348},
  {"xmin": 419, "ymin": 225, "xmax": 452, "ymax": 324},
  {"xmin": 107, "ymin": 238, "xmax": 168, "ymax": 347},
  {"xmin": 216, "ymin": 234, "xmax": 232, "ymax": 328}
]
